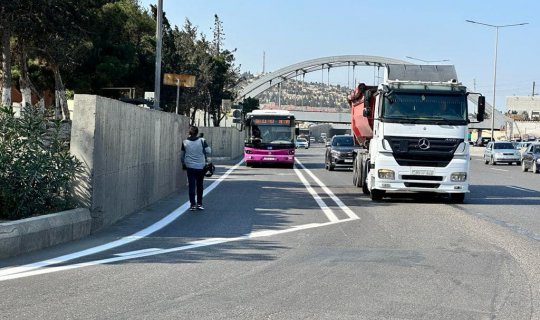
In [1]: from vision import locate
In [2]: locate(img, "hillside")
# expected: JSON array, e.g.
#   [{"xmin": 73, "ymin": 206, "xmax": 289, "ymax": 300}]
[{"xmin": 241, "ymin": 73, "xmax": 351, "ymax": 111}]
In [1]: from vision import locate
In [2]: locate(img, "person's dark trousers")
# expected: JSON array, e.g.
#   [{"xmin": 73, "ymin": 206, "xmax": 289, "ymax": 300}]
[{"xmin": 186, "ymin": 168, "xmax": 205, "ymax": 206}]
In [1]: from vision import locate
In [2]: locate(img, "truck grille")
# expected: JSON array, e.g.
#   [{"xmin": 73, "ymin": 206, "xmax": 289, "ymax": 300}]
[
  {"xmin": 404, "ymin": 182, "xmax": 441, "ymax": 188},
  {"xmin": 401, "ymin": 175, "xmax": 443, "ymax": 181},
  {"xmin": 385, "ymin": 136, "xmax": 463, "ymax": 167}
]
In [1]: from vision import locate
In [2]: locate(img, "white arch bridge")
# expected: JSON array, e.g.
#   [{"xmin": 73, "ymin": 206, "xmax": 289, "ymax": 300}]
[
  {"xmin": 236, "ymin": 55, "xmax": 411, "ymax": 102},
  {"xmin": 235, "ymin": 55, "xmax": 495, "ymax": 127}
]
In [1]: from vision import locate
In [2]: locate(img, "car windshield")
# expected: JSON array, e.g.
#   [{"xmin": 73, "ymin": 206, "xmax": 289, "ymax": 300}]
[
  {"xmin": 332, "ymin": 136, "xmax": 354, "ymax": 147},
  {"xmin": 493, "ymin": 143, "xmax": 515, "ymax": 149}
]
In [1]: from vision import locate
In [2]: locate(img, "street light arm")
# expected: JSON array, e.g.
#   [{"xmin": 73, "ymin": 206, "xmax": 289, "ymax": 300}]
[{"xmin": 466, "ymin": 20, "xmax": 529, "ymax": 28}]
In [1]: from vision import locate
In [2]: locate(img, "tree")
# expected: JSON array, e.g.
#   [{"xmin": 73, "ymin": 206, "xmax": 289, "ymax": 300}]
[{"xmin": 240, "ymin": 97, "xmax": 260, "ymax": 114}]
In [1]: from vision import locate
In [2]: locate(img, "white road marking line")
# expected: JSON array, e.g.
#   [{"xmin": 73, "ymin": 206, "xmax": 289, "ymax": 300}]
[
  {"xmin": 507, "ymin": 186, "xmax": 537, "ymax": 193},
  {"xmin": 0, "ymin": 219, "xmax": 357, "ymax": 282},
  {"xmin": 490, "ymin": 168, "xmax": 508, "ymax": 172},
  {"xmin": 0, "ymin": 159, "xmax": 245, "ymax": 278},
  {"xmin": 294, "ymin": 166, "xmax": 339, "ymax": 222},
  {"xmin": 295, "ymin": 158, "xmax": 359, "ymax": 220},
  {"xmin": 115, "ymin": 248, "xmax": 162, "ymax": 257},
  {"xmin": 1, "ymin": 157, "xmax": 361, "ymax": 281}
]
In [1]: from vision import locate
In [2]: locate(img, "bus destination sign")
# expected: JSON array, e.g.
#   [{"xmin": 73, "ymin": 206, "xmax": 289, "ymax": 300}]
[{"xmin": 253, "ymin": 118, "xmax": 291, "ymax": 125}]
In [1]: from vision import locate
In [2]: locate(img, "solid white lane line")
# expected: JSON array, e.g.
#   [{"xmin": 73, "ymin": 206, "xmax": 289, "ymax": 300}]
[
  {"xmin": 114, "ymin": 248, "xmax": 162, "ymax": 257},
  {"xmin": 490, "ymin": 168, "xmax": 508, "ymax": 172},
  {"xmin": 295, "ymin": 158, "xmax": 359, "ymax": 220},
  {"xmin": 0, "ymin": 219, "xmax": 358, "ymax": 282},
  {"xmin": 294, "ymin": 166, "xmax": 339, "ymax": 222},
  {"xmin": 0, "ymin": 159, "xmax": 245, "ymax": 278}
]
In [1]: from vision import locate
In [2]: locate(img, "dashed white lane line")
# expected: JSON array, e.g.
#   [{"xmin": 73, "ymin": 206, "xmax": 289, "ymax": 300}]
[{"xmin": 490, "ymin": 168, "xmax": 509, "ymax": 172}]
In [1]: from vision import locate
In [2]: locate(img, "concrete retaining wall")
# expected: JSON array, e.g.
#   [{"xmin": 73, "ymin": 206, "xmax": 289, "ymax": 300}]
[
  {"xmin": 70, "ymin": 95, "xmax": 190, "ymax": 232},
  {"xmin": 198, "ymin": 126, "xmax": 244, "ymax": 160},
  {"xmin": 0, "ymin": 208, "xmax": 91, "ymax": 259}
]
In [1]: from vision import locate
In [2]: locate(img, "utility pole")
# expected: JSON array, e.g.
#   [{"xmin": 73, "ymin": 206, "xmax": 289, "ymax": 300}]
[{"xmin": 153, "ymin": 0, "xmax": 163, "ymax": 110}]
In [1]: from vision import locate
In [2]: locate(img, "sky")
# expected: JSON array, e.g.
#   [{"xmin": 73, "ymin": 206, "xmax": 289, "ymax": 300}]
[{"xmin": 139, "ymin": 0, "xmax": 539, "ymax": 111}]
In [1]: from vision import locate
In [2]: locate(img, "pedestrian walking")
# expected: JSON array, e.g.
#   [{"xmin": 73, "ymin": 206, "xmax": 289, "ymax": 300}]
[{"xmin": 181, "ymin": 126, "xmax": 211, "ymax": 211}]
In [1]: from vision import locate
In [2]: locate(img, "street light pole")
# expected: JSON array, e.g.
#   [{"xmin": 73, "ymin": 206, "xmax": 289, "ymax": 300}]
[
  {"xmin": 405, "ymin": 56, "xmax": 450, "ymax": 64},
  {"xmin": 465, "ymin": 20, "xmax": 528, "ymax": 141}
]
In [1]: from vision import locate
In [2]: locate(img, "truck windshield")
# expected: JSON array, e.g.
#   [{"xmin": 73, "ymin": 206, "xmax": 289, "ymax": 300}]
[{"xmin": 382, "ymin": 92, "xmax": 467, "ymax": 123}]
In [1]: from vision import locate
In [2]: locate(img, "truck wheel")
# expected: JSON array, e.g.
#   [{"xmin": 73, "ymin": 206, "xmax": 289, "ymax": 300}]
[
  {"xmin": 362, "ymin": 160, "xmax": 370, "ymax": 195},
  {"xmin": 362, "ymin": 182, "xmax": 370, "ymax": 195},
  {"xmin": 449, "ymin": 193, "xmax": 465, "ymax": 204},
  {"xmin": 352, "ymin": 158, "xmax": 361, "ymax": 187},
  {"xmin": 370, "ymin": 189, "xmax": 384, "ymax": 201}
]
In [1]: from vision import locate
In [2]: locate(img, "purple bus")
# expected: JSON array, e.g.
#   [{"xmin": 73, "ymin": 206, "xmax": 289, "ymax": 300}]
[{"xmin": 244, "ymin": 110, "xmax": 298, "ymax": 168}]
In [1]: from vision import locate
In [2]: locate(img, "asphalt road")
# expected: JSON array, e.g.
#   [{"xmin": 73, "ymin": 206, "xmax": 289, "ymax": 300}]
[{"xmin": 1, "ymin": 145, "xmax": 539, "ymax": 319}]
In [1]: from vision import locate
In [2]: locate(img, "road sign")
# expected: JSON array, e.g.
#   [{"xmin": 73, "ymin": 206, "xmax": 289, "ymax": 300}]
[{"xmin": 163, "ymin": 73, "xmax": 196, "ymax": 87}]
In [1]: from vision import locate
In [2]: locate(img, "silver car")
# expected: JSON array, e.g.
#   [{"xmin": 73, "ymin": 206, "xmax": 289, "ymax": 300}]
[{"xmin": 483, "ymin": 141, "xmax": 521, "ymax": 165}]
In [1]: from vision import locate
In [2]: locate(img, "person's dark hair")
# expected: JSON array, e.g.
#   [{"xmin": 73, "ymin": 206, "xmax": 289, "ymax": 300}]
[
  {"xmin": 199, "ymin": 133, "xmax": 204, "ymax": 138},
  {"xmin": 189, "ymin": 126, "xmax": 199, "ymax": 137}
]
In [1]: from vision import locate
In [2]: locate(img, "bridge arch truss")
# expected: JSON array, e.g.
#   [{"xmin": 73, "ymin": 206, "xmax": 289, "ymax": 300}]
[{"xmin": 236, "ymin": 55, "xmax": 411, "ymax": 102}]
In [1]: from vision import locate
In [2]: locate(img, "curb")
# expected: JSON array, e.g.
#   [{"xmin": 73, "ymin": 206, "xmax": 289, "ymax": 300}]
[{"xmin": 0, "ymin": 208, "xmax": 92, "ymax": 259}]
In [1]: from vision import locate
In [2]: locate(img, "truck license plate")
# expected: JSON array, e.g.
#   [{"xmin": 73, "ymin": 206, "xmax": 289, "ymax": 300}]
[{"xmin": 411, "ymin": 169, "xmax": 434, "ymax": 175}]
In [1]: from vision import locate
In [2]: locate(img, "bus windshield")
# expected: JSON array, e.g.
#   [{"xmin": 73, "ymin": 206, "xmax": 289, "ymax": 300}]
[
  {"xmin": 382, "ymin": 91, "xmax": 468, "ymax": 124},
  {"xmin": 251, "ymin": 124, "xmax": 294, "ymax": 144}
]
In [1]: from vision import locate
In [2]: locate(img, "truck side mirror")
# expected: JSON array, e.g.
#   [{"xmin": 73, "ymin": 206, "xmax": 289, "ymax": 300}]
[{"xmin": 477, "ymin": 96, "xmax": 485, "ymax": 122}]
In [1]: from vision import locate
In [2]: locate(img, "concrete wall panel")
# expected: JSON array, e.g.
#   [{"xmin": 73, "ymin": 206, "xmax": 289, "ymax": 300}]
[{"xmin": 71, "ymin": 95, "xmax": 189, "ymax": 231}]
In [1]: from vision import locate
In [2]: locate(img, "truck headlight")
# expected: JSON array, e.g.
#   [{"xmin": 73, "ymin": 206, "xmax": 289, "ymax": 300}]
[
  {"xmin": 451, "ymin": 172, "xmax": 467, "ymax": 182},
  {"xmin": 378, "ymin": 169, "xmax": 395, "ymax": 180}
]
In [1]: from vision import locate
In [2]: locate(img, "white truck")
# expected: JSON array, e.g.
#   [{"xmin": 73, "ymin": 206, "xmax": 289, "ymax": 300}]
[{"xmin": 349, "ymin": 64, "xmax": 485, "ymax": 203}]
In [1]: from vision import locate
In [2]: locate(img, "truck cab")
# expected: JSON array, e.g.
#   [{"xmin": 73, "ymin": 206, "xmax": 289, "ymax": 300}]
[{"xmin": 350, "ymin": 64, "xmax": 485, "ymax": 203}]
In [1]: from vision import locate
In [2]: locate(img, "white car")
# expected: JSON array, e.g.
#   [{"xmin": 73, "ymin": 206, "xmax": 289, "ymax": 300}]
[
  {"xmin": 295, "ymin": 138, "xmax": 309, "ymax": 149},
  {"xmin": 515, "ymin": 141, "xmax": 532, "ymax": 160}
]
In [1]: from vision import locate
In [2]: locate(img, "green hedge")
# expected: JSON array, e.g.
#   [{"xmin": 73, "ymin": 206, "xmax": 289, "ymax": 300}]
[{"xmin": 0, "ymin": 105, "xmax": 82, "ymax": 220}]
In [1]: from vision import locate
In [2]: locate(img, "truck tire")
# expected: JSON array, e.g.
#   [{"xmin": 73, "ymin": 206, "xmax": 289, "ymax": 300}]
[
  {"xmin": 362, "ymin": 160, "xmax": 370, "ymax": 195},
  {"xmin": 352, "ymin": 158, "xmax": 361, "ymax": 187},
  {"xmin": 370, "ymin": 189, "xmax": 384, "ymax": 201},
  {"xmin": 449, "ymin": 193, "xmax": 465, "ymax": 204}
]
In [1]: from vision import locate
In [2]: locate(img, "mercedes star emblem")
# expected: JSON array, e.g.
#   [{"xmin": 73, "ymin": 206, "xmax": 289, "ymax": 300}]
[{"xmin": 418, "ymin": 138, "xmax": 430, "ymax": 150}]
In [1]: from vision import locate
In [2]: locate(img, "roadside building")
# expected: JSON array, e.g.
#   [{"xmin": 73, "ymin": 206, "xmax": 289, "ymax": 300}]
[{"xmin": 506, "ymin": 96, "xmax": 540, "ymax": 121}]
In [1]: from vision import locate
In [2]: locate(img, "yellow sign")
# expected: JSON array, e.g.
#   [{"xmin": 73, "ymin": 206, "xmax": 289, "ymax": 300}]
[{"xmin": 163, "ymin": 73, "xmax": 196, "ymax": 87}]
